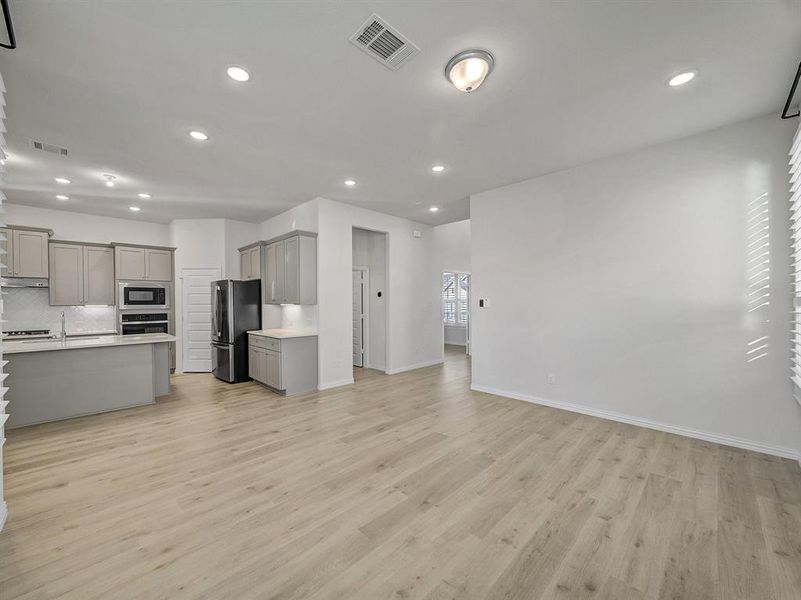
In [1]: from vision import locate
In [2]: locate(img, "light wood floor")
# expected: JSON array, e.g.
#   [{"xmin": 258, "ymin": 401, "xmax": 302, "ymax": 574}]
[{"xmin": 1, "ymin": 346, "xmax": 800, "ymax": 599}]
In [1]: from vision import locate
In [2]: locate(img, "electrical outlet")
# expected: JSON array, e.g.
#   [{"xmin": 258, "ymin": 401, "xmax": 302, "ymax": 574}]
[{"xmin": 547, "ymin": 373, "xmax": 556, "ymax": 385}]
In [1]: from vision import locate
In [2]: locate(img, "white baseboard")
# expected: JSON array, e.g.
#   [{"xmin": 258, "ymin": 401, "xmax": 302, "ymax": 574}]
[
  {"xmin": 386, "ymin": 359, "xmax": 444, "ymax": 375},
  {"xmin": 0, "ymin": 501, "xmax": 7, "ymax": 532},
  {"xmin": 471, "ymin": 384, "xmax": 801, "ymax": 461},
  {"xmin": 318, "ymin": 378, "xmax": 355, "ymax": 391}
]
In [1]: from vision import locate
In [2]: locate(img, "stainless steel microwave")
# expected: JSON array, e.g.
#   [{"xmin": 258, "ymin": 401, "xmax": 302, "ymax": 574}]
[{"xmin": 118, "ymin": 282, "xmax": 170, "ymax": 310}]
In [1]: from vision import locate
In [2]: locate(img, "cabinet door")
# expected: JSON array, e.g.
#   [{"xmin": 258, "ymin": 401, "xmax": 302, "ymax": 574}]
[
  {"xmin": 298, "ymin": 235, "xmax": 317, "ymax": 305},
  {"xmin": 264, "ymin": 242, "xmax": 285, "ymax": 304},
  {"xmin": 0, "ymin": 228, "xmax": 12, "ymax": 276},
  {"xmin": 14, "ymin": 229, "xmax": 49, "ymax": 277},
  {"xmin": 115, "ymin": 247, "xmax": 146, "ymax": 279},
  {"xmin": 83, "ymin": 246, "xmax": 114, "ymax": 305},
  {"xmin": 284, "ymin": 236, "xmax": 299, "ymax": 304},
  {"xmin": 248, "ymin": 346, "xmax": 259, "ymax": 380},
  {"xmin": 146, "ymin": 249, "xmax": 172, "ymax": 281},
  {"xmin": 240, "ymin": 250, "xmax": 251, "ymax": 280},
  {"xmin": 264, "ymin": 349, "xmax": 282, "ymax": 389},
  {"xmin": 250, "ymin": 247, "xmax": 261, "ymax": 281},
  {"xmin": 49, "ymin": 243, "xmax": 84, "ymax": 306}
]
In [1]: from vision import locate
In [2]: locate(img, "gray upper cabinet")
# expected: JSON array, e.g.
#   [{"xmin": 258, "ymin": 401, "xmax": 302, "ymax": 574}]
[
  {"xmin": 0, "ymin": 228, "xmax": 12, "ymax": 277},
  {"xmin": 49, "ymin": 243, "xmax": 114, "ymax": 306},
  {"xmin": 114, "ymin": 246, "xmax": 173, "ymax": 281},
  {"xmin": 115, "ymin": 246, "xmax": 146, "ymax": 279},
  {"xmin": 2, "ymin": 227, "xmax": 51, "ymax": 278},
  {"xmin": 238, "ymin": 245, "xmax": 261, "ymax": 280},
  {"xmin": 146, "ymin": 249, "xmax": 172, "ymax": 281},
  {"xmin": 262, "ymin": 232, "xmax": 316, "ymax": 305},
  {"xmin": 83, "ymin": 246, "xmax": 114, "ymax": 304},
  {"xmin": 49, "ymin": 243, "xmax": 84, "ymax": 306}
]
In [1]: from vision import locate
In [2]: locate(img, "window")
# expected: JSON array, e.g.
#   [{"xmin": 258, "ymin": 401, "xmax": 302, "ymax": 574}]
[{"xmin": 443, "ymin": 272, "xmax": 469, "ymax": 325}]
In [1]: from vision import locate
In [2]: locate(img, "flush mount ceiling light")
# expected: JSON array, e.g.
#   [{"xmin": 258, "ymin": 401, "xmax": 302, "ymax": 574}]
[
  {"xmin": 103, "ymin": 174, "xmax": 116, "ymax": 187},
  {"xmin": 431, "ymin": 164, "xmax": 445, "ymax": 173},
  {"xmin": 138, "ymin": 193, "xmax": 151, "ymax": 199},
  {"xmin": 668, "ymin": 70, "xmax": 698, "ymax": 87},
  {"xmin": 344, "ymin": 179, "xmax": 356, "ymax": 187},
  {"xmin": 56, "ymin": 195, "xmax": 69, "ymax": 201},
  {"xmin": 226, "ymin": 65, "xmax": 251, "ymax": 82},
  {"xmin": 55, "ymin": 177, "xmax": 71, "ymax": 184},
  {"xmin": 189, "ymin": 130, "xmax": 209, "ymax": 141},
  {"xmin": 129, "ymin": 206, "xmax": 141, "ymax": 212},
  {"xmin": 445, "ymin": 49, "xmax": 494, "ymax": 93},
  {"xmin": 429, "ymin": 206, "xmax": 439, "ymax": 212}
]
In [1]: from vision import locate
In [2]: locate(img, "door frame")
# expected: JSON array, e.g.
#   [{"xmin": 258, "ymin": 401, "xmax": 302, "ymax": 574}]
[
  {"xmin": 353, "ymin": 266, "xmax": 370, "ymax": 368},
  {"xmin": 180, "ymin": 265, "xmax": 222, "ymax": 372}
]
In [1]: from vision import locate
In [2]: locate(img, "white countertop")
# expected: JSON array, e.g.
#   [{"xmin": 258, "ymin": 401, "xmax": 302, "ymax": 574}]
[
  {"xmin": 3, "ymin": 333, "xmax": 176, "ymax": 354},
  {"xmin": 247, "ymin": 329, "xmax": 318, "ymax": 339}
]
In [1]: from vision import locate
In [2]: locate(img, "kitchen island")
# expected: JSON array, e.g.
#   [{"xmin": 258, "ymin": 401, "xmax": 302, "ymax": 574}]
[{"xmin": 4, "ymin": 333, "xmax": 175, "ymax": 428}]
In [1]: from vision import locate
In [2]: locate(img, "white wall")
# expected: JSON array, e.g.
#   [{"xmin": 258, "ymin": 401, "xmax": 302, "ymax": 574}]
[
  {"xmin": 3, "ymin": 203, "xmax": 171, "ymax": 246},
  {"xmin": 471, "ymin": 114, "xmax": 801, "ymax": 458},
  {"xmin": 433, "ymin": 219, "xmax": 471, "ymax": 348},
  {"xmin": 317, "ymin": 198, "xmax": 440, "ymax": 387},
  {"xmin": 353, "ymin": 227, "xmax": 387, "ymax": 370}
]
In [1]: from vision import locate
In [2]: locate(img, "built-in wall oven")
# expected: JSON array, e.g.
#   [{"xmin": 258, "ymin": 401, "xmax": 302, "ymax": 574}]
[
  {"xmin": 118, "ymin": 282, "xmax": 170, "ymax": 310},
  {"xmin": 120, "ymin": 312, "xmax": 170, "ymax": 335}
]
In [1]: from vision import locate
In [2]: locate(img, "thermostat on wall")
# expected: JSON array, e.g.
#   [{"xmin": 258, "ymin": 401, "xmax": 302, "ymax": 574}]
[{"xmin": 479, "ymin": 298, "xmax": 490, "ymax": 308}]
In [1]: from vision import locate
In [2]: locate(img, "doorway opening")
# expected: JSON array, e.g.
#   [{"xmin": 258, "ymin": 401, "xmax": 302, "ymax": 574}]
[
  {"xmin": 442, "ymin": 271, "xmax": 470, "ymax": 355},
  {"xmin": 352, "ymin": 227, "xmax": 387, "ymax": 372}
]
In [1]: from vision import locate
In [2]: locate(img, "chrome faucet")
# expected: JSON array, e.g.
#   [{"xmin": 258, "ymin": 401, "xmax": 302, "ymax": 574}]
[{"xmin": 60, "ymin": 311, "xmax": 66, "ymax": 342}]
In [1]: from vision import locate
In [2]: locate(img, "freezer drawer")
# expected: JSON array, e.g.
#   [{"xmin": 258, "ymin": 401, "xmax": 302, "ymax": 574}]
[{"xmin": 211, "ymin": 342, "xmax": 234, "ymax": 383}]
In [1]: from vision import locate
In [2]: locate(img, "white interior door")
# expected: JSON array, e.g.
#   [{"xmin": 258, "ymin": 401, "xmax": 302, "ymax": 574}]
[
  {"xmin": 352, "ymin": 269, "xmax": 364, "ymax": 367},
  {"xmin": 182, "ymin": 266, "xmax": 221, "ymax": 372}
]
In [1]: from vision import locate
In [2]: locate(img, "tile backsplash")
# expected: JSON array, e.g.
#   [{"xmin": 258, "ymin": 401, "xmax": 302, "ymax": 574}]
[{"xmin": 3, "ymin": 288, "xmax": 117, "ymax": 334}]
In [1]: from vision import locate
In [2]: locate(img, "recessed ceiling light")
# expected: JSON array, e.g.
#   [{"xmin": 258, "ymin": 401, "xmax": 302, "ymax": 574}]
[
  {"xmin": 431, "ymin": 165, "xmax": 445, "ymax": 173},
  {"xmin": 189, "ymin": 130, "xmax": 209, "ymax": 141},
  {"xmin": 102, "ymin": 173, "xmax": 117, "ymax": 187},
  {"xmin": 56, "ymin": 195, "xmax": 69, "ymax": 201},
  {"xmin": 344, "ymin": 179, "xmax": 356, "ymax": 187},
  {"xmin": 138, "ymin": 193, "xmax": 151, "ymax": 199},
  {"xmin": 226, "ymin": 65, "xmax": 251, "ymax": 82},
  {"xmin": 55, "ymin": 177, "xmax": 71, "ymax": 184},
  {"xmin": 129, "ymin": 206, "xmax": 141, "ymax": 212},
  {"xmin": 445, "ymin": 49, "xmax": 494, "ymax": 93},
  {"xmin": 429, "ymin": 206, "xmax": 439, "ymax": 212},
  {"xmin": 668, "ymin": 70, "xmax": 697, "ymax": 87}
]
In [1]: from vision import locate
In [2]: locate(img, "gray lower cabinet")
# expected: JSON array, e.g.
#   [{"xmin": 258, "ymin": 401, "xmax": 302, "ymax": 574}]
[
  {"xmin": 262, "ymin": 232, "xmax": 316, "ymax": 305},
  {"xmin": 49, "ymin": 242, "xmax": 114, "ymax": 306},
  {"xmin": 248, "ymin": 333, "xmax": 317, "ymax": 395}
]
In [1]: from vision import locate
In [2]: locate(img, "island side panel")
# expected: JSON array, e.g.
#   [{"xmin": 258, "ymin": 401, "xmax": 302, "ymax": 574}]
[
  {"xmin": 152, "ymin": 343, "xmax": 171, "ymax": 397},
  {"xmin": 6, "ymin": 344, "xmax": 155, "ymax": 428}
]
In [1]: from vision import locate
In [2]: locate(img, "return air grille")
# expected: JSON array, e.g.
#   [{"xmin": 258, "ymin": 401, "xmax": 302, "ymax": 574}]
[
  {"xmin": 31, "ymin": 139, "xmax": 68, "ymax": 156},
  {"xmin": 349, "ymin": 14, "xmax": 420, "ymax": 71}
]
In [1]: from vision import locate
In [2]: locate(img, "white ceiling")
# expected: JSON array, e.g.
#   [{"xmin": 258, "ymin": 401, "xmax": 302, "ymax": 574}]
[{"xmin": 0, "ymin": 1, "xmax": 799, "ymax": 225}]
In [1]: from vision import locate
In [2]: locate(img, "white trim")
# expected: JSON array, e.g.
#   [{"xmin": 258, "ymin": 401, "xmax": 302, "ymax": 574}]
[
  {"xmin": 318, "ymin": 378, "xmax": 355, "ymax": 391},
  {"xmin": 386, "ymin": 358, "xmax": 444, "ymax": 375},
  {"xmin": 0, "ymin": 501, "xmax": 6, "ymax": 532},
  {"xmin": 471, "ymin": 384, "xmax": 801, "ymax": 460}
]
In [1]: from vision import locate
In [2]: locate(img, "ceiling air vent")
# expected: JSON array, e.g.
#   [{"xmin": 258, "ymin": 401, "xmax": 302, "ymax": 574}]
[
  {"xmin": 31, "ymin": 139, "xmax": 69, "ymax": 156},
  {"xmin": 349, "ymin": 14, "xmax": 420, "ymax": 71}
]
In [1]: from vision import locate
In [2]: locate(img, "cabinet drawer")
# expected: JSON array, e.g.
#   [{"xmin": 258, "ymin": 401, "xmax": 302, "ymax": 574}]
[{"xmin": 249, "ymin": 334, "xmax": 281, "ymax": 352}]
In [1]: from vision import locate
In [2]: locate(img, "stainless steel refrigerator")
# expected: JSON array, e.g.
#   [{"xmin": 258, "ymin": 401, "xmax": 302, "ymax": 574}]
[{"xmin": 211, "ymin": 279, "xmax": 261, "ymax": 382}]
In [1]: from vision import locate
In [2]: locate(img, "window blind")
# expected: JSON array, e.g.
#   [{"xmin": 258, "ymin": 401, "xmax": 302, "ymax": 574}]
[
  {"xmin": 790, "ymin": 121, "xmax": 801, "ymax": 405},
  {"xmin": 0, "ymin": 69, "xmax": 8, "ymax": 530}
]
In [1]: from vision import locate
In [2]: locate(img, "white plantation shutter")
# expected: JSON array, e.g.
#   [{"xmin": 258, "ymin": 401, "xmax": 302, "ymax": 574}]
[
  {"xmin": 790, "ymin": 121, "xmax": 801, "ymax": 403},
  {"xmin": 0, "ymin": 69, "xmax": 8, "ymax": 530},
  {"xmin": 442, "ymin": 272, "xmax": 470, "ymax": 325}
]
